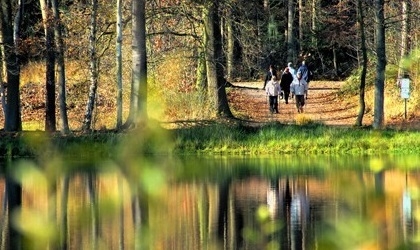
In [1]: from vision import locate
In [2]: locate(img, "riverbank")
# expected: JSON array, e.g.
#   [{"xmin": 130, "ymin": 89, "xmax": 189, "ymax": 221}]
[
  {"xmin": 172, "ymin": 122, "xmax": 420, "ymax": 156},
  {"xmin": 2, "ymin": 122, "xmax": 420, "ymax": 159}
]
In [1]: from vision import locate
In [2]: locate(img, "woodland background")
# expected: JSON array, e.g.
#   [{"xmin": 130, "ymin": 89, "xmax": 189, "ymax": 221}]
[{"xmin": 0, "ymin": 0, "xmax": 419, "ymax": 132}]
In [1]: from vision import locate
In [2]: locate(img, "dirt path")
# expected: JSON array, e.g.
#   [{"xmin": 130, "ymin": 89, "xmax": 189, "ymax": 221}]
[{"xmin": 228, "ymin": 81, "xmax": 366, "ymax": 126}]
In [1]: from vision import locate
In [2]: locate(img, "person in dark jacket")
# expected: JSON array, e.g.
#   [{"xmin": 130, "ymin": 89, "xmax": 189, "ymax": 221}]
[
  {"xmin": 280, "ymin": 67, "xmax": 294, "ymax": 104},
  {"xmin": 262, "ymin": 64, "xmax": 278, "ymax": 89}
]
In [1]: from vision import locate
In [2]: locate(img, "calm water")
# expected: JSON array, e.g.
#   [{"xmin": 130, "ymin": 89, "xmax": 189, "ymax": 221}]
[{"xmin": 1, "ymin": 155, "xmax": 420, "ymax": 249}]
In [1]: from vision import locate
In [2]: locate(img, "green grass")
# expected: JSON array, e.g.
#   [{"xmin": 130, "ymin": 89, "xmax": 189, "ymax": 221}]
[
  {"xmin": 1, "ymin": 122, "xmax": 420, "ymax": 158},
  {"xmin": 172, "ymin": 123, "xmax": 420, "ymax": 156}
]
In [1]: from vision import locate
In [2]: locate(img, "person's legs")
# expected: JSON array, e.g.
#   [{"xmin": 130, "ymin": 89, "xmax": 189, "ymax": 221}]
[
  {"xmin": 269, "ymin": 96, "xmax": 275, "ymax": 113},
  {"xmin": 284, "ymin": 90, "xmax": 290, "ymax": 104},
  {"xmin": 299, "ymin": 95, "xmax": 306, "ymax": 112},
  {"xmin": 296, "ymin": 95, "xmax": 305, "ymax": 113},
  {"xmin": 274, "ymin": 96, "xmax": 279, "ymax": 113}
]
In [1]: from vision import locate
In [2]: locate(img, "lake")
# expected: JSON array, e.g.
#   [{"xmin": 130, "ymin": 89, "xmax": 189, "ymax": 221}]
[{"xmin": 1, "ymin": 155, "xmax": 419, "ymax": 249}]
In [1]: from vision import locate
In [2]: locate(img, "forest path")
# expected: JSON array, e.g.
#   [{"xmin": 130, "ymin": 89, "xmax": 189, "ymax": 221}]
[{"xmin": 227, "ymin": 81, "xmax": 365, "ymax": 126}]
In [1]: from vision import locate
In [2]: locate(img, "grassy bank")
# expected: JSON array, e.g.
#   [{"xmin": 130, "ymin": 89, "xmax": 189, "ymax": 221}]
[
  {"xmin": 172, "ymin": 122, "xmax": 420, "ymax": 156},
  {"xmin": 1, "ymin": 122, "xmax": 420, "ymax": 159}
]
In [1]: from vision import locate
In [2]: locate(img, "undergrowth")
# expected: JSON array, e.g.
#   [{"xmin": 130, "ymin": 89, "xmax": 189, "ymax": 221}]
[{"xmin": 339, "ymin": 59, "xmax": 419, "ymax": 123}]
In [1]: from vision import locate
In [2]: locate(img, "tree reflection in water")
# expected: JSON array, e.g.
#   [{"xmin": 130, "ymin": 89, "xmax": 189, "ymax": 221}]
[{"xmin": 0, "ymin": 156, "xmax": 419, "ymax": 249}]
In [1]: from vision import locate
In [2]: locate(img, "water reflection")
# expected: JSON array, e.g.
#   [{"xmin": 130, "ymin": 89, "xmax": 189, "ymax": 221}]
[{"xmin": 0, "ymin": 155, "xmax": 419, "ymax": 249}]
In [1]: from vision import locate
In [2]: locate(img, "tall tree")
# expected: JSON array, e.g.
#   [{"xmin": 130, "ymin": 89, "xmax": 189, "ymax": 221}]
[
  {"xmin": 51, "ymin": 0, "xmax": 70, "ymax": 134},
  {"xmin": 203, "ymin": 0, "xmax": 233, "ymax": 118},
  {"xmin": 82, "ymin": 0, "xmax": 99, "ymax": 132},
  {"xmin": 225, "ymin": 6, "xmax": 235, "ymax": 81},
  {"xmin": 124, "ymin": 0, "xmax": 147, "ymax": 128},
  {"xmin": 298, "ymin": 0, "xmax": 303, "ymax": 42},
  {"xmin": 195, "ymin": 5, "xmax": 207, "ymax": 102},
  {"xmin": 40, "ymin": 0, "xmax": 56, "ymax": 132},
  {"xmin": 287, "ymin": 0, "xmax": 297, "ymax": 64},
  {"xmin": 355, "ymin": 0, "xmax": 367, "ymax": 126},
  {"xmin": 1, "ymin": 0, "xmax": 22, "ymax": 131},
  {"xmin": 196, "ymin": 48, "xmax": 207, "ymax": 92},
  {"xmin": 0, "ymin": 13, "xmax": 6, "ymax": 118},
  {"xmin": 398, "ymin": 0, "xmax": 411, "ymax": 78},
  {"xmin": 311, "ymin": 0, "xmax": 319, "ymax": 46},
  {"xmin": 373, "ymin": 0, "xmax": 386, "ymax": 129}
]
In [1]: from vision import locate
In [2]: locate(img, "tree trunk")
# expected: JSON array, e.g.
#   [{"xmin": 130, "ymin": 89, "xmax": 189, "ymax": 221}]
[
  {"xmin": 136, "ymin": 0, "xmax": 148, "ymax": 123},
  {"xmin": 398, "ymin": 0, "xmax": 411, "ymax": 78},
  {"xmin": 311, "ymin": 0, "xmax": 319, "ymax": 46},
  {"xmin": 0, "ymin": 83, "xmax": 5, "ymax": 118},
  {"xmin": 226, "ymin": 8, "xmax": 234, "ymax": 81},
  {"xmin": 196, "ymin": 47, "xmax": 207, "ymax": 109},
  {"xmin": 116, "ymin": 0, "xmax": 123, "ymax": 129},
  {"xmin": 298, "ymin": 0, "xmax": 303, "ymax": 42},
  {"xmin": 196, "ymin": 48, "xmax": 207, "ymax": 92},
  {"xmin": 40, "ymin": 0, "xmax": 56, "ymax": 132},
  {"xmin": 51, "ymin": 0, "xmax": 70, "ymax": 134},
  {"xmin": 287, "ymin": 0, "xmax": 296, "ymax": 63},
  {"xmin": 82, "ymin": 0, "xmax": 99, "ymax": 132},
  {"xmin": 355, "ymin": 0, "xmax": 367, "ymax": 126},
  {"xmin": 373, "ymin": 0, "xmax": 386, "ymax": 129},
  {"xmin": 196, "ymin": 7, "xmax": 207, "ymax": 93},
  {"xmin": 1, "ymin": 0, "xmax": 22, "ymax": 131},
  {"xmin": 0, "ymin": 20, "xmax": 6, "ymax": 120},
  {"xmin": 204, "ymin": 0, "xmax": 233, "ymax": 118},
  {"xmin": 124, "ymin": 0, "xmax": 147, "ymax": 128}
]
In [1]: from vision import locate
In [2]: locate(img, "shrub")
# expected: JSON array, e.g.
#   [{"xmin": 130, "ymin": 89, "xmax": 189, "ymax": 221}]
[
  {"xmin": 295, "ymin": 114, "xmax": 314, "ymax": 125},
  {"xmin": 149, "ymin": 50, "xmax": 212, "ymax": 121}
]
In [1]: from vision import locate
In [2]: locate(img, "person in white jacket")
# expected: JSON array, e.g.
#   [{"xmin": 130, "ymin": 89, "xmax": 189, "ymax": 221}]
[
  {"xmin": 265, "ymin": 75, "xmax": 281, "ymax": 114},
  {"xmin": 290, "ymin": 72, "xmax": 308, "ymax": 113}
]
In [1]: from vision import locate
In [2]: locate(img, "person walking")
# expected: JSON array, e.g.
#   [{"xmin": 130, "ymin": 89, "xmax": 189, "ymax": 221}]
[
  {"xmin": 288, "ymin": 62, "xmax": 297, "ymax": 98},
  {"xmin": 297, "ymin": 61, "xmax": 312, "ymax": 99},
  {"xmin": 290, "ymin": 72, "xmax": 308, "ymax": 113},
  {"xmin": 262, "ymin": 64, "xmax": 278, "ymax": 90},
  {"xmin": 287, "ymin": 62, "xmax": 297, "ymax": 79},
  {"xmin": 265, "ymin": 75, "xmax": 281, "ymax": 114},
  {"xmin": 280, "ymin": 67, "xmax": 294, "ymax": 104}
]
